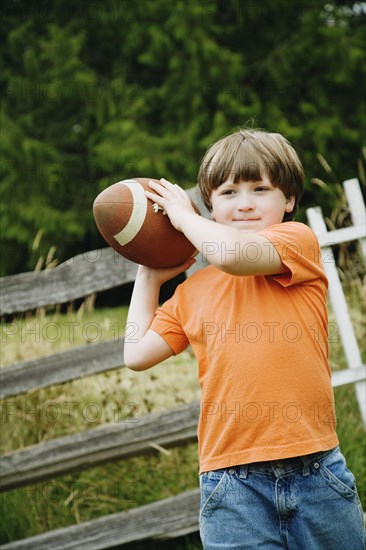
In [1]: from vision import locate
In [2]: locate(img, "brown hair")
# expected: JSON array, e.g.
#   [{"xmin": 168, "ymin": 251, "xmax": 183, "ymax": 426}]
[{"xmin": 198, "ymin": 128, "xmax": 304, "ymax": 221}]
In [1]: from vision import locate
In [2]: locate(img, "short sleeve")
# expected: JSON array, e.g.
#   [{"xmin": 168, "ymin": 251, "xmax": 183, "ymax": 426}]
[
  {"xmin": 259, "ymin": 222, "xmax": 327, "ymax": 287},
  {"xmin": 150, "ymin": 287, "xmax": 190, "ymax": 355}
]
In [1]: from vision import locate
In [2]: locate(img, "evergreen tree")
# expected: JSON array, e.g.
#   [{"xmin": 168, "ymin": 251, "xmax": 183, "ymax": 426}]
[{"xmin": 1, "ymin": 0, "xmax": 364, "ymax": 275}]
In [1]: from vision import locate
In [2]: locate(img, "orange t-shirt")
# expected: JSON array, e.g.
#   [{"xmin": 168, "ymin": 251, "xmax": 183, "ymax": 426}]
[{"xmin": 150, "ymin": 222, "xmax": 339, "ymax": 473}]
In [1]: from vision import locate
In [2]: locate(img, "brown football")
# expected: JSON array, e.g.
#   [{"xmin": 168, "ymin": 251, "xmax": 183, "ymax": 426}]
[{"xmin": 93, "ymin": 178, "xmax": 199, "ymax": 268}]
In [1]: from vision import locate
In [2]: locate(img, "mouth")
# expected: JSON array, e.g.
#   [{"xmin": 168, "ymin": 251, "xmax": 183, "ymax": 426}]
[{"xmin": 233, "ymin": 218, "xmax": 260, "ymax": 223}]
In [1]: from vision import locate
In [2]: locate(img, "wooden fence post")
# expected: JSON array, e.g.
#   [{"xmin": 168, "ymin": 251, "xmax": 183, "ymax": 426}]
[
  {"xmin": 343, "ymin": 178, "xmax": 366, "ymax": 261},
  {"xmin": 306, "ymin": 179, "xmax": 366, "ymax": 428}
]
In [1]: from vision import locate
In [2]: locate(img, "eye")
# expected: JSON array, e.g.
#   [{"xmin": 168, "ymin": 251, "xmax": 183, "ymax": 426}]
[
  {"xmin": 254, "ymin": 186, "xmax": 269, "ymax": 192},
  {"xmin": 220, "ymin": 189, "xmax": 236, "ymax": 196}
]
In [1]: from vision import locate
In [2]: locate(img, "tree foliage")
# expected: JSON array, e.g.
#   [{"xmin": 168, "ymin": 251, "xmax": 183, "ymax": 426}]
[{"xmin": 1, "ymin": 0, "xmax": 365, "ymax": 275}]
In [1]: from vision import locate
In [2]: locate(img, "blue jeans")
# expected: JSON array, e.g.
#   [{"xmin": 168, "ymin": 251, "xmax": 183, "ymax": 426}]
[{"xmin": 199, "ymin": 446, "xmax": 365, "ymax": 549}]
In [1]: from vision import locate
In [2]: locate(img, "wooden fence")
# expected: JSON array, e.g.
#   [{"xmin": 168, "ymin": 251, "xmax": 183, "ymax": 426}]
[
  {"xmin": 306, "ymin": 178, "xmax": 366, "ymax": 427},
  {"xmin": 1, "ymin": 183, "xmax": 365, "ymax": 549}
]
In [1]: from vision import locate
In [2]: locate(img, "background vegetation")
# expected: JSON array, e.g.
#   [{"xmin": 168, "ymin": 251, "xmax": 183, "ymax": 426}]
[{"xmin": 1, "ymin": 0, "xmax": 365, "ymax": 276}]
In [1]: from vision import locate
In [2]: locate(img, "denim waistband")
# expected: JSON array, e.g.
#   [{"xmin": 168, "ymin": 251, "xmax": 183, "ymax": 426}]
[{"xmin": 235, "ymin": 446, "xmax": 338, "ymax": 479}]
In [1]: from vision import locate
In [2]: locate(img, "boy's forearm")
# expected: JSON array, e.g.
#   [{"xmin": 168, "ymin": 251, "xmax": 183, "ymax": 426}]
[
  {"xmin": 145, "ymin": 178, "xmax": 247, "ymax": 270},
  {"xmin": 124, "ymin": 269, "xmax": 160, "ymax": 348},
  {"xmin": 180, "ymin": 212, "xmax": 233, "ymax": 260},
  {"xmin": 179, "ymin": 213, "xmax": 284, "ymax": 276},
  {"xmin": 145, "ymin": 180, "xmax": 282, "ymax": 276},
  {"xmin": 123, "ymin": 260, "xmax": 195, "ymax": 369}
]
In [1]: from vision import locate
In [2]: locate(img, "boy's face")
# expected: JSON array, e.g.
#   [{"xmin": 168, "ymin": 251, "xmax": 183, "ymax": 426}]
[{"xmin": 210, "ymin": 177, "xmax": 295, "ymax": 232}]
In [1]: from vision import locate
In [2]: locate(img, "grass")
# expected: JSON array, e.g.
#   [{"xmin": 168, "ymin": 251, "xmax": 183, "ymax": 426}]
[
  {"xmin": 0, "ymin": 444, "xmax": 200, "ymax": 543},
  {"xmin": 0, "ymin": 304, "xmax": 202, "ymax": 546},
  {"xmin": 1, "ymin": 305, "xmax": 200, "ymax": 450},
  {"xmin": 1, "ymin": 284, "xmax": 365, "ymax": 547}
]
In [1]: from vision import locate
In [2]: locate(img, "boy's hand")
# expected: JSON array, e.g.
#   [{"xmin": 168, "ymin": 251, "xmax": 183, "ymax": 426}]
[
  {"xmin": 145, "ymin": 178, "xmax": 198, "ymax": 232},
  {"xmin": 137, "ymin": 256, "xmax": 196, "ymax": 286}
]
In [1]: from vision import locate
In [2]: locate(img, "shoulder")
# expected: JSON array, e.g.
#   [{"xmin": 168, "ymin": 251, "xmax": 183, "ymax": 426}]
[
  {"xmin": 260, "ymin": 222, "xmax": 320, "ymax": 258},
  {"xmin": 260, "ymin": 222, "xmax": 326, "ymax": 286},
  {"xmin": 260, "ymin": 221, "xmax": 317, "ymax": 242}
]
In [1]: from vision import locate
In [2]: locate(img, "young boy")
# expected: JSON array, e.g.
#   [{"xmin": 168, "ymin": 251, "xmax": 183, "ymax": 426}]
[{"xmin": 124, "ymin": 129, "xmax": 365, "ymax": 549}]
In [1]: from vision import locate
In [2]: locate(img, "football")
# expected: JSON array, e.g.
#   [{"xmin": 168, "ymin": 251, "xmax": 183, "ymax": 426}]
[{"xmin": 93, "ymin": 178, "xmax": 199, "ymax": 268}]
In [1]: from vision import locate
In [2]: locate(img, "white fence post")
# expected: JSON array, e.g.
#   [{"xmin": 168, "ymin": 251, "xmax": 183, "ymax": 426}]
[
  {"xmin": 306, "ymin": 178, "xmax": 366, "ymax": 428},
  {"xmin": 343, "ymin": 178, "xmax": 366, "ymax": 262}
]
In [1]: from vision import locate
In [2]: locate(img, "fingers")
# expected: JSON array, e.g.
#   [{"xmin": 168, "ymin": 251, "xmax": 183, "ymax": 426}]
[
  {"xmin": 139, "ymin": 256, "xmax": 196, "ymax": 285},
  {"xmin": 145, "ymin": 179, "xmax": 192, "ymax": 233},
  {"xmin": 168, "ymin": 256, "xmax": 197, "ymax": 278},
  {"xmin": 146, "ymin": 178, "xmax": 185, "ymax": 205},
  {"xmin": 182, "ymin": 256, "xmax": 197, "ymax": 268},
  {"xmin": 160, "ymin": 179, "xmax": 185, "ymax": 195},
  {"xmin": 145, "ymin": 180, "xmax": 164, "ymax": 204},
  {"xmin": 147, "ymin": 178, "xmax": 174, "ymax": 194},
  {"xmin": 159, "ymin": 177, "xmax": 174, "ymax": 187}
]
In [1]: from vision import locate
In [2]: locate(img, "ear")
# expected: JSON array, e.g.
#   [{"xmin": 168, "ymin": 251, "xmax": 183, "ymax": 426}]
[{"xmin": 285, "ymin": 195, "xmax": 295, "ymax": 213}]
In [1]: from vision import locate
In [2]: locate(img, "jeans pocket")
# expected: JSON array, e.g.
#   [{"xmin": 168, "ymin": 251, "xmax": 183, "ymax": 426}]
[
  {"xmin": 199, "ymin": 469, "xmax": 229, "ymax": 521},
  {"xmin": 319, "ymin": 449, "xmax": 359, "ymax": 500}
]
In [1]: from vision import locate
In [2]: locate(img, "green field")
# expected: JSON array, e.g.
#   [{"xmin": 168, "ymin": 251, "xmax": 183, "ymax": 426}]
[{"xmin": 1, "ymin": 299, "xmax": 365, "ymax": 548}]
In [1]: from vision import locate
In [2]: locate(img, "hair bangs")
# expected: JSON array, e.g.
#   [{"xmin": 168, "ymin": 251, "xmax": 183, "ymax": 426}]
[{"xmin": 206, "ymin": 138, "xmax": 266, "ymax": 187}]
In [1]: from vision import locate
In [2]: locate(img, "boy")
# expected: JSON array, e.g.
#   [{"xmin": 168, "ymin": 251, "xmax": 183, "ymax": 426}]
[{"xmin": 124, "ymin": 129, "xmax": 365, "ymax": 549}]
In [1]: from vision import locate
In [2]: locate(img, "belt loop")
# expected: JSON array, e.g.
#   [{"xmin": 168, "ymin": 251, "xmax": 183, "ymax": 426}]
[
  {"xmin": 239, "ymin": 464, "xmax": 248, "ymax": 479},
  {"xmin": 301, "ymin": 455, "xmax": 310, "ymax": 477}
]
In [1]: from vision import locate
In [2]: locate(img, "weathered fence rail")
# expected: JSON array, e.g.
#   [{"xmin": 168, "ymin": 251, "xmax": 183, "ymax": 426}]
[
  {"xmin": 0, "ymin": 339, "xmax": 124, "ymax": 399},
  {"xmin": 1, "ymin": 182, "xmax": 365, "ymax": 548},
  {"xmin": 1, "ymin": 401, "xmax": 200, "ymax": 490},
  {"xmin": 0, "ymin": 247, "xmax": 138, "ymax": 316},
  {"xmin": 1, "ymin": 489, "xmax": 201, "ymax": 550}
]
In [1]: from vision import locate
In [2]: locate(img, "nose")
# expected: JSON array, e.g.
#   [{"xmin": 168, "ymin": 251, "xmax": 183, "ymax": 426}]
[{"xmin": 237, "ymin": 192, "xmax": 255, "ymax": 211}]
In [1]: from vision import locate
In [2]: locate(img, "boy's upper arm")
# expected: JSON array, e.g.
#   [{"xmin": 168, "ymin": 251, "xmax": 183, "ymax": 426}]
[
  {"xmin": 221, "ymin": 223, "xmax": 322, "ymax": 280},
  {"xmin": 125, "ymin": 329, "xmax": 174, "ymax": 371},
  {"xmin": 245, "ymin": 222, "xmax": 324, "ymax": 285}
]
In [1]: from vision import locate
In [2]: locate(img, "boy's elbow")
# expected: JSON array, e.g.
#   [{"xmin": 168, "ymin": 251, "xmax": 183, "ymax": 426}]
[
  {"xmin": 123, "ymin": 331, "xmax": 172, "ymax": 371},
  {"xmin": 126, "ymin": 364, "xmax": 145, "ymax": 372},
  {"xmin": 215, "ymin": 259, "xmax": 247, "ymax": 276},
  {"xmin": 124, "ymin": 359, "xmax": 140, "ymax": 371},
  {"xmin": 124, "ymin": 349, "xmax": 152, "ymax": 372},
  {"xmin": 124, "ymin": 355, "xmax": 146, "ymax": 372},
  {"xmin": 217, "ymin": 260, "xmax": 236, "ymax": 275}
]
